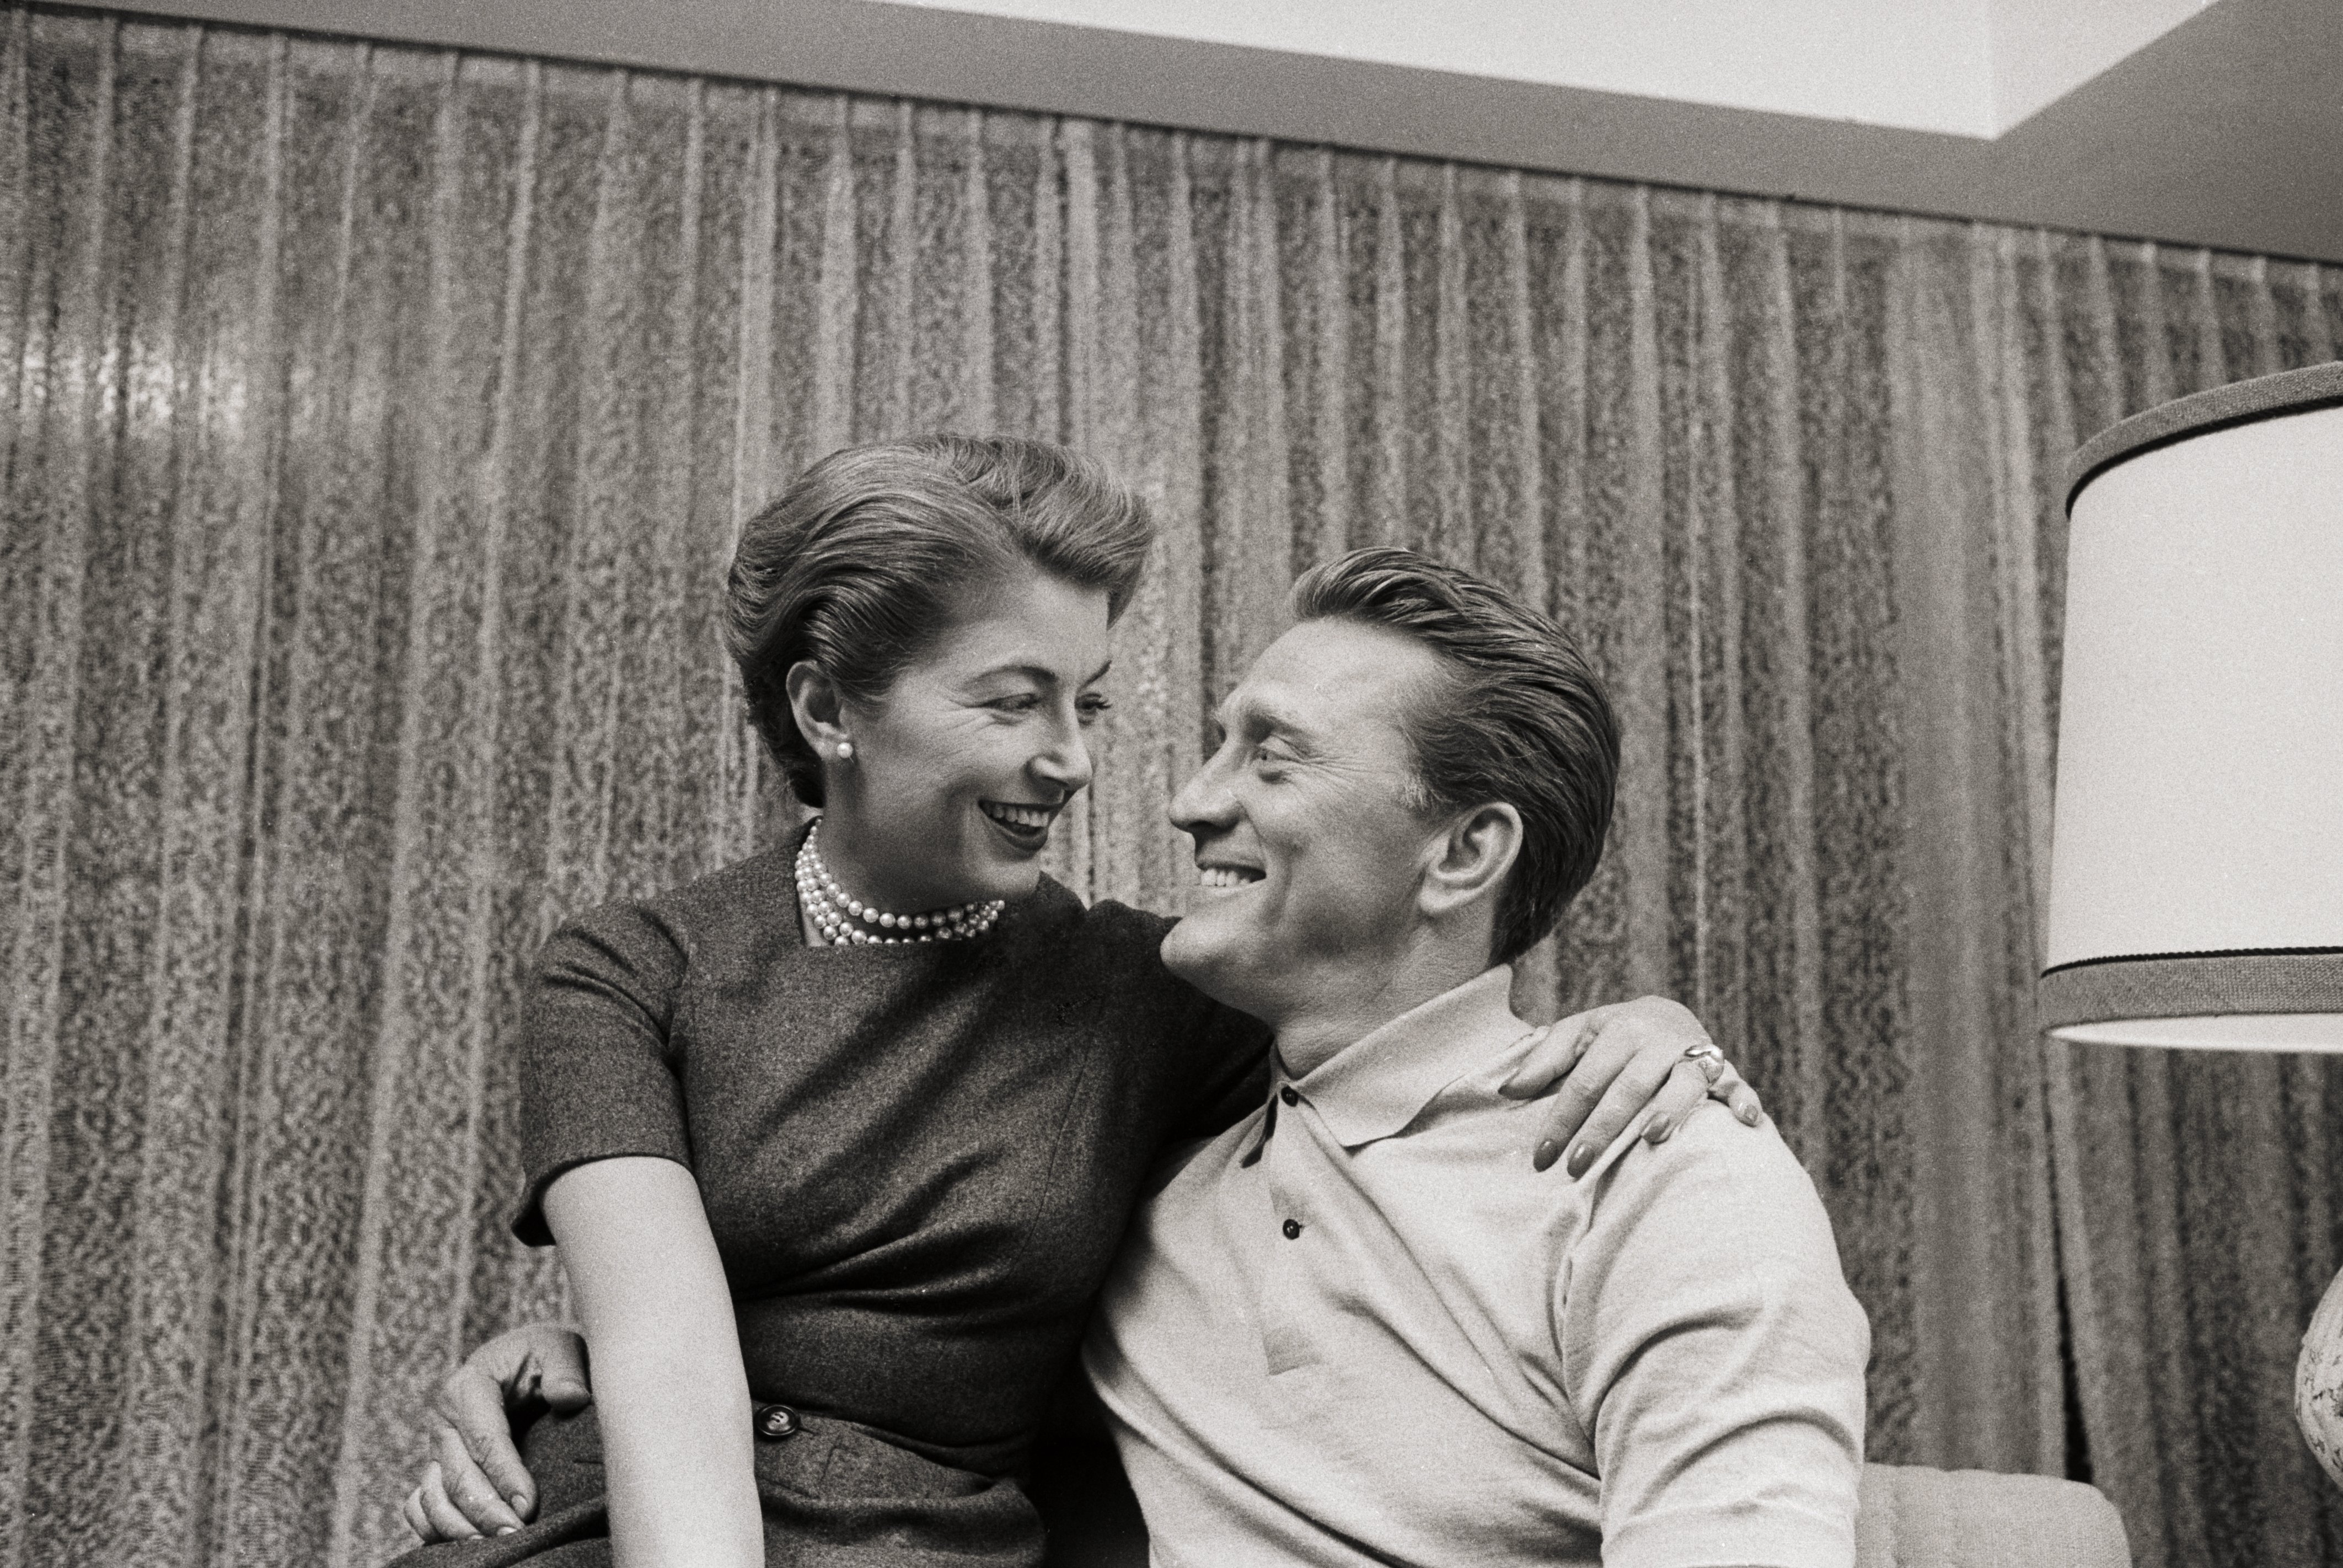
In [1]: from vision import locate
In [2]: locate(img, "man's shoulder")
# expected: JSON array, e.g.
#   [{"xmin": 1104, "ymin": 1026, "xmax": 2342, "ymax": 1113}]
[
  {"xmin": 1580, "ymin": 1104, "xmax": 1840, "ymax": 1257},
  {"xmin": 1640, "ymin": 1099, "xmax": 1800, "ymax": 1170}
]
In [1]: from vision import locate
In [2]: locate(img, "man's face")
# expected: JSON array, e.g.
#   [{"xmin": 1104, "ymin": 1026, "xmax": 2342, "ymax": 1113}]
[{"xmin": 1159, "ymin": 617, "xmax": 1448, "ymax": 1028}]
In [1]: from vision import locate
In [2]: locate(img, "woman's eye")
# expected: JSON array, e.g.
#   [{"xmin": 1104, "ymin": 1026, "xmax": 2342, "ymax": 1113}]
[
  {"xmin": 989, "ymin": 695, "xmax": 1041, "ymax": 715},
  {"xmin": 1077, "ymin": 696, "xmax": 1113, "ymax": 723}
]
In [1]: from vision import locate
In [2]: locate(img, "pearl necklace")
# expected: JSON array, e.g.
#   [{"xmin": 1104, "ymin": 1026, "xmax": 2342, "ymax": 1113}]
[{"xmin": 795, "ymin": 819, "xmax": 1005, "ymax": 946}]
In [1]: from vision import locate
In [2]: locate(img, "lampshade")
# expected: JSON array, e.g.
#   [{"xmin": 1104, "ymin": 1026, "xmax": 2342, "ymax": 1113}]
[{"xmin": 2040, "ymin": 361, "xmax": 2343, "ymax": 1051}]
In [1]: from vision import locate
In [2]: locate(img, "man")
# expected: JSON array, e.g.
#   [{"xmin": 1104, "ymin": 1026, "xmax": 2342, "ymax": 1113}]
[
  {"xmin": 408, "ymin": 546, "xmax": 1864, "ymax": 1564},
  {"xmin": 1084, "ymin": 546, "xmax": 1867, "ymax": 1565}
]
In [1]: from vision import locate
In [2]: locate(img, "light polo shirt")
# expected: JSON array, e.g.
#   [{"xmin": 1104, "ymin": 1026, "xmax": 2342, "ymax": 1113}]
[{"xmin": 1084, "ymin": 965, "xmax": 1870, "ymax": 1568}]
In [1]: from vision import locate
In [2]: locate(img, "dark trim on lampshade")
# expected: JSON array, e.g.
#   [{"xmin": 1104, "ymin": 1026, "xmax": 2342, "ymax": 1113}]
[
  {"xmin": 2037, "ymin": 949, "xmax": 2343, "ymax": 1030},
  {"xmin": 2065, "ymin": 359, "xmax": 2343, "ymax": 513}
]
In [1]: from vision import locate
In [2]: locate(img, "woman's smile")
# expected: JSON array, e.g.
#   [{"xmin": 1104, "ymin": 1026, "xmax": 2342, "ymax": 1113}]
[{"xmin": 980, "ymin": 798, "xmax": 1061, "ymax": 851}]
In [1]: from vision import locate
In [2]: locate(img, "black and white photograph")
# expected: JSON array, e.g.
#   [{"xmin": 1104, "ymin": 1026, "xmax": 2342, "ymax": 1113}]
[{"xmin": 3, "ymin": 2, "xmax": 2339, "ymax": 1565}]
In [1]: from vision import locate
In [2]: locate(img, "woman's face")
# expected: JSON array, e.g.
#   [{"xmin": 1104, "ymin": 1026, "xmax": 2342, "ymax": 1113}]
[{"xmin": 817, "ymin": 567, "xmax": 1115, "ymax": 913}]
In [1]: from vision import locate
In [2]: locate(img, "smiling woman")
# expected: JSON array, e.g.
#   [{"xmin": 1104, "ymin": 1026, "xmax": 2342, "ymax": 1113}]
[
  {"xmin": 734, "ymin": 437, "xmax": 1141, "ymax": 917},
  {"xmin": 389, "ymin": 433, "xmax": 1756, "ymax": 1568},
  {"xmin": 785, "ymin": 567, "xmax": 1117, "ymax": 915}
]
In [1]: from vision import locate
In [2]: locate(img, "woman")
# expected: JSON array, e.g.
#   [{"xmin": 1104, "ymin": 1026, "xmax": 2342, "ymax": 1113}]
[{"xmin": 394, "ymin": 436, "xmax": 1757, "ymax": 1566}]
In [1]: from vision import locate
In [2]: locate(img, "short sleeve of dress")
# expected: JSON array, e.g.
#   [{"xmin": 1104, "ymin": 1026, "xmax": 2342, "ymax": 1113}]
[{"xmin": 508, "ymin": 899, "xmax": 695, "ymax": 1246}]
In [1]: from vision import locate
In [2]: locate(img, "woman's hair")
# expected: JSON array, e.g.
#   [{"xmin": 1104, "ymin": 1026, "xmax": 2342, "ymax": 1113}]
[
  {"xmin": 1289, "ymin": 546, "xmax": 1620, "ymax": 966},
  {"xmin": 726, "ymin": 434, "xmax": 1153, "ymax": 805}
]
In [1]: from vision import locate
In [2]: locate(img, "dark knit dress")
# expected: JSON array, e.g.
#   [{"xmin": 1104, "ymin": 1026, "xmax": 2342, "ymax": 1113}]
[{"xmin": 387, "ymin": 830, "xmax": 1269, "ymax": 1568}]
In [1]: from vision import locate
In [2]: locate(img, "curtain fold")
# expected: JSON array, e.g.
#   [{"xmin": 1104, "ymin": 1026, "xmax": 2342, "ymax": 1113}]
[{"xmin": 4, "ymin": 12, "xmax": 2341, "ymax": 1566}]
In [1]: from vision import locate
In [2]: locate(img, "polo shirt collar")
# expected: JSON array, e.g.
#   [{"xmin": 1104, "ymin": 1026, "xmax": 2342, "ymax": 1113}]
[{"xmin": 1285, "ymin": 965, "xmax": 1529, "ymax": 1149}]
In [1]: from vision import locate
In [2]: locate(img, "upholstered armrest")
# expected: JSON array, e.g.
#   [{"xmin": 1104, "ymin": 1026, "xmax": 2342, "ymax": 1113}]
[
  {"xmin": 1033, "ymin": 1427, "xmax": 2132, "ymax": 1568},
  {"xmin": 1858, "ymin": 1463, "xmax": 2131, "ymax": 1568}
]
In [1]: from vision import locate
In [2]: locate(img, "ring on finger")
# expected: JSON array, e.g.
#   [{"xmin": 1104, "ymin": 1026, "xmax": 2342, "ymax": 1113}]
[{"xmin": 1683, "ymin": 1041, "xmax": 1727, "ymax": 1084}]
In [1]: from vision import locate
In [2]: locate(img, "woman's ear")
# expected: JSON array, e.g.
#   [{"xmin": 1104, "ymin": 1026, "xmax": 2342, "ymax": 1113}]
[
  {"xmin": 1420, "ymin": 802, "xmax": 1524, "ymax": 923},
  {"xmin": 784, "ymin": 661, "xmax": 852, "ymax": 760}
]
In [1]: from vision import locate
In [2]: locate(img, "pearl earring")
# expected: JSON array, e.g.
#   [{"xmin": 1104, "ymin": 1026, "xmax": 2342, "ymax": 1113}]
[{"xmin": 835, "ymin": 740, "xmax": 854, "ymax": 760}]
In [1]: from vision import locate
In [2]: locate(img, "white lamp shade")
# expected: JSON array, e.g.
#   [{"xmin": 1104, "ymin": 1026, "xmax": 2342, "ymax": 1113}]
[{"xmin": 2041, "ymin": 362, "xmax": 2343, "ymax": 1050}]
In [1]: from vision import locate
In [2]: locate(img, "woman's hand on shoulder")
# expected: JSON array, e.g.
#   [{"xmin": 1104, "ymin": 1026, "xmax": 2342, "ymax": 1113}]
[
  {"xmin": 1499, "ymin": 995, "xmax": 1763, "ymax": 1178},
  {"xmin": 403, "ymin": 1322, "xmax": 592, "ymax": 1542}
]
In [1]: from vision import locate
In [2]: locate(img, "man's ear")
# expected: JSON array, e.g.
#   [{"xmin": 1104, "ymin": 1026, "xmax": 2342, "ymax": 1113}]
[
  {"xmin": 1420, "ymin": 801, "xmax": 1523, "ymax": 923},
  {"xmin": 785, "ymin": 661, "xmax": 852, "ymax": 758}
]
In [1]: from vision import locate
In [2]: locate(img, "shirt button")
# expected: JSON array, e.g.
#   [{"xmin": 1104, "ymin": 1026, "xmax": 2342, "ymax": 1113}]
[
  {"xmin": 1282, "ymin": 1218, "xmax": 1303, "ymax": 1239},
  {"xmin": 1280, "ymin": 1086, "xmax": 1299, "ymax": 1106},
  {"xmin": 754, "ymin": 1403, "xmax": 801, "ymax": 1440}
]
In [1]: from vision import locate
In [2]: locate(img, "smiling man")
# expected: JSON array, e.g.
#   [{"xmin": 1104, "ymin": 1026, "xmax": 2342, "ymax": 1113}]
[{"xmin": 1085, "ymin": 546, "xmax": 1870, "ymax": 1567}]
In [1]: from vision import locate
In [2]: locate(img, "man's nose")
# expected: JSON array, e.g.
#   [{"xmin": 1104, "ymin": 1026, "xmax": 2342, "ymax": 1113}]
[
  {"xmin": 1031, "ymin": 710, "xmax": 1095, "ymax": 797},
  {"xmin": 1168, "ymin": 744, "xmax": 1237, "ymax": 834}
]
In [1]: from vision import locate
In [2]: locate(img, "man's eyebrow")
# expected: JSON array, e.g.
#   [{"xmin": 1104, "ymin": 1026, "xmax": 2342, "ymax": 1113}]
[
  {"xmin": 1257, "ymin": 701, "xmax": 1316, "ymax": 742},
  {"xmin": 1218, "ymin": 689, "xmax": 1315, "ymax": 743}
]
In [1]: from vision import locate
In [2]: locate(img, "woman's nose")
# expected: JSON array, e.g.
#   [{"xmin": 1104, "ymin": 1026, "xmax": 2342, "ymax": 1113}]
[{"xmin": 1031, "ymin": 713, "xmax": 1094, "ymax": 796}]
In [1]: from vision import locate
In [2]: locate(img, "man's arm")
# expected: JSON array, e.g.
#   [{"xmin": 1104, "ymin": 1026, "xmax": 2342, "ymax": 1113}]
[
  {"xmin": 403, "ymin": 1323, "xmax": 592, "ymax": 1543},
  {"xmin": 1560, "ymin": 1107, "xmax": 1870, "ymax": 1568}
]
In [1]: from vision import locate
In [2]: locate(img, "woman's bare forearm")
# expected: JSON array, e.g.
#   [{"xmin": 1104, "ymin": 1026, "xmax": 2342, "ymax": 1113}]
[{"xmin": 543, "ymin": 1157, "xmax": 763, "ymax": 1568}]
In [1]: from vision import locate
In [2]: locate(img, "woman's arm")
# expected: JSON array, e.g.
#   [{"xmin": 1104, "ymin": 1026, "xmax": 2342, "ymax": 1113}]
[{"xmin": 543, "ymin": 1157, "xmax": 762, "ymax": 1568}]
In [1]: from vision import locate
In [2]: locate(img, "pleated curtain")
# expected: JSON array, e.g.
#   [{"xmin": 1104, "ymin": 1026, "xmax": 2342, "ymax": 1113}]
[{"xmin": 4, "ymin": 11, "xmax": 2342, "ymax": 1567}]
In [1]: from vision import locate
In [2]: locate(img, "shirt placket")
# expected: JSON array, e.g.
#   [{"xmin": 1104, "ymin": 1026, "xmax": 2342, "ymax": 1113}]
[{"xmin": 1247, "ymin": 1077, "xmax": 1322, "ymax": 1376}]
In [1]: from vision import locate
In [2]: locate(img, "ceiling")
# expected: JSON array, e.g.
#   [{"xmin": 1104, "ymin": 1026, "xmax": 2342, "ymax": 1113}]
[
  {"xmin": 876, "ymin": 0, "xmax": 2217, "ymax": 137},
  {"xmin": 101, "ymin": 0, "xmax": 2343, "ymax": 262}
]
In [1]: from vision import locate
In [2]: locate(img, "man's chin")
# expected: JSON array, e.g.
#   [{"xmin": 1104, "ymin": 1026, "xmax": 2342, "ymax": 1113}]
[{"xmin": 1160, "ymin": 915, "xmax": 1261, "ymax": 1015}]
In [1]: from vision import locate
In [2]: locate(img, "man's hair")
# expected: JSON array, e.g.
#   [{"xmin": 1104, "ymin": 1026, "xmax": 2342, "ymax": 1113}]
[
  {"xmin": 1289, "ymin": 546, "xmax": 1619, "ymax": 965},
  {"xmin": 726, "ymin": 435, "xmax": 1152, "ymax": 804}
]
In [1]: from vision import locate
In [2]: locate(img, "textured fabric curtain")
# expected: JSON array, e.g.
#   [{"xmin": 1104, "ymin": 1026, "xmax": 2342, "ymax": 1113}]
[{"xmin": 4, "ymin": 10, "xmax": 2341, "ymax": 1567}]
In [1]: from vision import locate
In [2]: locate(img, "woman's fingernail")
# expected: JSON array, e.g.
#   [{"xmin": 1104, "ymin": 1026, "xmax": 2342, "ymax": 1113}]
[
  {"xmin": 508, "ymin": 1495, "xmax": 529, "ymax": 1515},
  {"xmin": 1647, "ymin": 1119, "xmax": 1673, "ymax": 1145},
  {"xmin": 1534, "ymin": 1139, "xmax": 1559, "ymax": 1170},
  {"xmin": 1739, "ymin": 1105, "xmax": 1761, "ymax": 1125},
  {"xmin": 1565, "ymin": 1141, "xmax": 1597, "ymax": 1178},
  {"xmin": 498, "ymin": 1526, "xmax": 518, "ymax": 1537}
]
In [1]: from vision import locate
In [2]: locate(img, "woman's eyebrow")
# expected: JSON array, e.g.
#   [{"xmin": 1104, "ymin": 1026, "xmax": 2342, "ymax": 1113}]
[{"xmin": 966, "ymin": 661, "xmax": 1112, "ymax": 687}]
